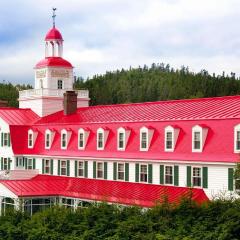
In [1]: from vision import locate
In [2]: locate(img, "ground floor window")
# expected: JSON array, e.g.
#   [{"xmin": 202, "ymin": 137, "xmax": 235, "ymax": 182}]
[
  {"xmin": 78, "ymin": 161, "xmax": 84, "ymax": 177},
  {"xmin": 44, "ymin": 159, "xmax": 51, "ymax": 174},
  {"xmin": 165, "ymin": 166, "xmax": 173, "ymax": 184},
  {"xmin": 1, "ymin": 198, "xmax": 14, "ymax": 215},
  {"xmin": 61, "ymin": 160, "xmax": 67, "ymax": 176},
  {"xmin": 27, "ymin": 159, "xmax": 33, "ymax": 170},
  {"xmin": 193, "ymin": 167, "xmax": 201, "ymax": 187},
  {"xmin": 140, "ymin": 164, "xmax": 148, "ymax": 182},
  {"xmin": 61, "ymin": 198, "xmax": 74, "ymax": 208},
  {"xmin": 97, "ymin": 162, "xmax": 104, "ymax": 179},
  {"xmin": 24, "ymin": 198, "xmax": 55, "ymax": 215},
  {"xmin": 117, "ymin": 163, "xmax": 125, "ymax": 180}
]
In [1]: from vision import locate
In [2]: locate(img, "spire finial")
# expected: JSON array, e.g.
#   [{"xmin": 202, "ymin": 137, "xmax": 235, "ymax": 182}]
[{"xmin": 52, "ymin": 7, "xmax": 57, "ymax": 28}]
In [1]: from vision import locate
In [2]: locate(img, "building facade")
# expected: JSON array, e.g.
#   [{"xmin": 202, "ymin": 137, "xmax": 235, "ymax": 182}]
[{"xmin": 0, "ymin": 22, "xmax": 238, "ymax": 214}]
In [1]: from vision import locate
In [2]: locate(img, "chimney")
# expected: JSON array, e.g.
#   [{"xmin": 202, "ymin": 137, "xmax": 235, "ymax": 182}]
[{"xmin": 63, "ymin": 91, "xmax": 77, "ymax": 115}]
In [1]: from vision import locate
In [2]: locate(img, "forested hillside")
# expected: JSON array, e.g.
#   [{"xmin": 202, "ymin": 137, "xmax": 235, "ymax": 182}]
[
  {"xmin": 2, "ymin": 63, "xmax": 240, "ymax": 108},
  {"xmin": 0, "ymin": 83, "xmax": 32, "ymax": 107},
  {"xmin": 74, "ymin": 63, "xmax": 240, "ymax": 106}
]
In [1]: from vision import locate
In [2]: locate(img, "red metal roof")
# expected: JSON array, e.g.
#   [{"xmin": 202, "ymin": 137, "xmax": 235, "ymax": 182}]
[
  {"xmin": 35, "ymin": 57, "xmax": 73, "ymax": 68},
  {"xmin": 45, "ymin": 27, "xmax": 63, "ymax": 40},
  {"xmin": 0, "ymin": 108, "xmax": 39, "ymax": 125},
  {"xmin": 36, "ymin": 95, "xmax": 240, "ymax": 124},
  {"xmin": 0, "ymin": 175, "xmax": 208, "ymax": 207}
]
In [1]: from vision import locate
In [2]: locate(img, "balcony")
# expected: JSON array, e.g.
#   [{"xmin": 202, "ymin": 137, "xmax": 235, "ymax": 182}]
[{"xmin": 19, "ymin": 88, "xmax": 89, "ymax": 99}]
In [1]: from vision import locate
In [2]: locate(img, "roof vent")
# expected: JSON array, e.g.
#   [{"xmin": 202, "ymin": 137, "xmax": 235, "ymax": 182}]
[{"xmin": 63, "ymin": 91, "xmax": 77, "ymax": 115}]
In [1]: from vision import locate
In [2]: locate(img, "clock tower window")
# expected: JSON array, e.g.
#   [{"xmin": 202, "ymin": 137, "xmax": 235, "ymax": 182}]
[{"xmin": 58, "ymin": 80, "xmax": 63, "ymax": 89}]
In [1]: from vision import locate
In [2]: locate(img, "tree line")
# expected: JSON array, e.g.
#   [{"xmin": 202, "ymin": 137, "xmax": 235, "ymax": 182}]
[
  {"xmin": 74, "ymin": 63, "xmax": 240, "ymax": 106},
  {"xmin": 0, "ymin": 198, "xmax": 239, "ymax": 240}
]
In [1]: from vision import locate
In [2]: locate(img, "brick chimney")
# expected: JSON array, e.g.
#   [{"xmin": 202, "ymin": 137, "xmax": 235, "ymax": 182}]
[{"xmin": 63, "ymin": 91, "xmax": 77, "ymax": 115}]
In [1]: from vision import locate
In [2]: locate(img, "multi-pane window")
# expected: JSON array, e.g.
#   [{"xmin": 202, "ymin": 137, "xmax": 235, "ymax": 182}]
[
  {"xmin": 166, "ymin": 131, "xmax": 173, "ymax": 150},
  {"xmin": 61, "ymin": 160, "xmax": 67, "ymax": 175},
  {"xmin": 193, "ymin": 131, "xmax": 201, "ymax": 150},
  {"xmin": 78, "ymin": 161, "xmax": 84, "ymax": 177},
  {"xmin": 28, "ymin": 133, "xmax": 33, "ymax": 148},
  {"xmin": 140, "ymin": 164, "xmax": 148, "ymax": 182},
  {"xmin": 3, "ymin": 158, "xmax": 8, "ymax": 170},
  {"xmin": 97, "ymin": 162, "xmax": 103, "ymax": 178},
  {"xmin": 236, "ymin": 130, "xmax": 240, "ymax": 150},
  {"xmin": 117, "ymin": 163, "xmax": 125, "ymax": 180},
  {"xmin": 61, "ymin": 133, "xmax": 67, "ymax": 148},
  {"xmin": 141, "ymin": 132, "xmax": 147, "ymax": 150},
  {"xmin": 165, "ymin": 166, "xmax": 173, "ymax": 184},
  {"xmin": 44, "ymin": 159, "xmax": 50, "ymax": 174},
  {"xmin": 57, "ymin": 80, "xmax": 63, "ymax": 89},
  {"xmin": 118, "ymin": 132, "xmax": 125, "ymax": 150},
  {"xmin": 3, "ymin": 133, "xmax": 8, "ymax": 146},
  {"xmin": 45, "ymin": 133, "xmax": 50, "ymax": 148},
  {"xmin": 79, "ymin": 132, "xmax": 84, "ymax": 149},
  {"xmin": 193, "ymin": 167, "xmax": 201, "ymax": 187},
  {"xmin": 97, "ymin": 132, "xmax": 104, "ymax": 149},
  {"xmin": 27, "ymin": 159, "xmax": 33, "ymax": 170}
]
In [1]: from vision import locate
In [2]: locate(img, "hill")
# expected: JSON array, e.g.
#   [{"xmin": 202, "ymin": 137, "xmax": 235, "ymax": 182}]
[{"xmin": 74, "ymin": 63, "xmax": 240, "ymax": 106}]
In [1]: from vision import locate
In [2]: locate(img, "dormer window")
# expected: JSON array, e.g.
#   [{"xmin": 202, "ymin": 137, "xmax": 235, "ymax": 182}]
[
  {"xmin": 165, "ymin": 126, "xmax": 180, "ymax": 152},
  {"xmin": 45, "ymin": 129, "xmax": 55, "ymax": 149},
  {"xmin": 78, "ymin": 128, "xmax": 90, "ymax": 150},
  {"xmin": 97, "ymin": 128, "xmax": 109, "ymax": 150},
  {"xmin": 117, "ymin": 127, "xmax": 131, "ymax": 151},
  {"xmin": 140, "ymin": 126, "xmax": 154, "ymax": 151},
  {"xmin": 192, "ymin": 125, "xmax": 208, "ymax": 152},
  {"xmin": 61, "ymin": 129, "xmax": 72, "ymax": 150},
  {"xmin": 234, "ymin": 124, "xmax": 240, "ymax": 152},
  {"xmin": 28, "ymin": 129, "xmax": 38, "ymax": 149}
]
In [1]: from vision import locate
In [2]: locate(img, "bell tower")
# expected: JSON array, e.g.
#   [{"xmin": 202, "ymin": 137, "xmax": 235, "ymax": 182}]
[{"xmin": 19, "ymin": 9, "xmax": 89, "ymax": 117}]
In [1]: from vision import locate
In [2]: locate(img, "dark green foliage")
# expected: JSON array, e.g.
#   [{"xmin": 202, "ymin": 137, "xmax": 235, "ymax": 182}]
[
  {"xmin": 0, "ymin": 82, "xmax": 32, "ymax": 107},
  {"xmin": 74, "ymin": 64, "xmax": 240, "ymax": 106},
  {"xmin": 0, "ymin": 200, "xmax": 240, "ymax": 239}
]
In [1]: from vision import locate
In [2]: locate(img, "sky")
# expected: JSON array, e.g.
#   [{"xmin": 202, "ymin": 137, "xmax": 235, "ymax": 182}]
[{"xmin": 0, "ymin": 0, "xmax": 240, "ymax": 85}]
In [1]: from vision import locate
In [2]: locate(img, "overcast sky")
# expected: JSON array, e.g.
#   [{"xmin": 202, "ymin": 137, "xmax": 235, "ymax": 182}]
[{"xmin": 0, "ymin": 0, "xmax": 240, "ymax": 85}]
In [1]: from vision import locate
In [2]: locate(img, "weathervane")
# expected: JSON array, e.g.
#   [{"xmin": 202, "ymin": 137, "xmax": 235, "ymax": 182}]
[{"xmin": 52, "ymin": 7, "xmax": 57, "ymax": 27}]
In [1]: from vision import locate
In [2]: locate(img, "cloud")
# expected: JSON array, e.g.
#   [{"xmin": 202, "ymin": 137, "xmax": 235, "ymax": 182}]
[{"xmin": 0, "ymin": 0, "xmax": 240, "ymax": 84}]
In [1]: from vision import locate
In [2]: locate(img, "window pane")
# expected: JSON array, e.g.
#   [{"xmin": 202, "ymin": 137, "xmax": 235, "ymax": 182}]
[
  {"xmin": 140, "ymin": 164, "xmax": 148, "ymax": 182},
  {"xmin": 141, "ymin": 132, "xmax": 147, "ymax": 149},
  {"xmin": 98, "ymin": 132, "xmax": 103, "ymax": 149},
  {"xmin": 166, "ymin": 132, "xmax": 173, "ymax": 149},
  {"xmin": 97, "ymin": 162, "xmax": 103, "ymax": 178},
  {"xmin": 61, "ymin": 161, "xmax": 66, "ymax": 175},
  {"xmin": 79, "ymin": 133, "xmax": 84, "ymax": 148},
  {"xmin": 118, "ymin": 132, "xmax": 124, "ymax": 149},
  {"xmin": 165, "ymin": 166, "xmax": 173, "ymax": 184},
  {"xmin": 194, "ymin": 132, "xmax": 201, "ymax": 149},
  {"xmin": 193, "ymin": 167, "xmax": 201, "ymax": 187},
  {"xmin": 62, "ymin": 133, "xmax": 66, "ymax": 148},
  {"xmin": 117, "ymin": 163, "xmax": 124, "ymax": 180},
  {"xmin": 78, "ymin": 161, "xmax": 84, "ymax": 177},
  {"xmin": 237, "ymin": 131, "xmax": 240, "ymax": 150}
]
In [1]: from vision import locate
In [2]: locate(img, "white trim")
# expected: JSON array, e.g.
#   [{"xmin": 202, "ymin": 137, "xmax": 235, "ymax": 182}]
[
  {"xmin": 117, "ymin": 162, "xmax": 125, "ymax": 181},
  {"xmin": 96, "ymin": 161, "xmax": 104, "ymax": 179},
  {"xmin": 192, "ymin": 125, "xmax": 208, "ymax": 153},
  {"xmin": 164, "ymin": 126, "xmax": 180, "ymax": 152},
  {"xmin": 164, "ymin": 165, "xmax": 174, "ymax": 185},
  {"xmin": 61, "ymin": 129, "xmax": 72, "ymax": 150},
  {"xmin": 45, "ymin": 129, "xmax": 55, "ymax": 149},
  {"xmin": 139, "ymin": 163, "xmax": 148, "ymax": 183},
  {"xmin": 97, "ymin": 128, "xmax": 109, "ymax": 150},
  {"xmin": 28, "ymin": 129, "xmax": 38, "ymax": 149},
  {"xmin": 117, "ymin": 127, "xmax": 126, "ymax": 151},
  {"xmin": 28, "ymin": 130, "xmax": 34, "ymax": 149},
  {"xmin": 192, "ymin": 166, "xmax": 202, "ymax": 188},
  {"xmin": 234, "ymin": 124, "xmax": 240, "ymax": 153},
  {"xmin": 78, "ymin": 128, "xmax": 90, "ymax": 150},
  {"xmin": 140, "ymin": 127, "xmax": 149, "ymax": 151}
]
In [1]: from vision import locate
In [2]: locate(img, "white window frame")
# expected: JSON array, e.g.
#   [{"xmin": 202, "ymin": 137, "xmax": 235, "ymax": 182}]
[
  {"xmin": 28, "ymin": 130, "xmax": 33, "ymax": 148},
  {"xmin": 57, "ymin": 79, "xmax": 64, "ymax": 89},
  {"xmin": 117, "ymin": 163, "xmax": 125, "ymax": 181},
  {"xmin": 165, "ymin": 128, "xmax": 174, "ymax": 152},
  {"xmin": 3, "ymin": 158, "xmax": 8, "ymax": 170},
  {"xmin": 45, "ymin": 129, "xmax": 52, "ymax": 149},
  {"xmin": 96, "ymin": 161, "xmax": 104, "ymax": 179},
  {"xmin": 192, "ymin": 125, "xmax": 208, "ymax": 153},
  {"xmin": 164, "ymin": 165, "xmax": 173, "ymax": 185},
  {"xmin": 234, "ymin": 124, "xmax": 240, "ymax": 153},
  {"xmin": 97, "ymin": 128, "xmax": 105, "ymax": 150},
  {"xmin": 140, "ymin": 164, "xmax": 148, "ymax": 183},
  {"xmin": 61, "ymin": 129, "xmax": 71, "ymax": 150},
  {"xmin": 3, "ymin": 133, "xmax": 8, "ymax": 147},
  {"xmin": 117, "ymin": 128, "xmax": 126, "ymax": 151},
  {"xmin": 77, "ymin": 161, "xmax": 84, "ymax": 177},
  {"xmin": 60, "ymin": 160, "xmax": 67, "ymax": 176},
  {"xmin": 140, "ymin": 128, "xmax": 149, "ymax": 151},
  {"xmin": 192, "ymin": 166, "xmax": 202, "ymax": 187}
]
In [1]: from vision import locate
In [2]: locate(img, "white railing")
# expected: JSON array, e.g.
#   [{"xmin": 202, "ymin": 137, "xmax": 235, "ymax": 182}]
[
  {"xmin": 0, "ymin": 170, "xmax": 39, "ymax": 180},
  {"xmin": 19, "ymin": 88, "xmax": 89, "ymax": 99}
]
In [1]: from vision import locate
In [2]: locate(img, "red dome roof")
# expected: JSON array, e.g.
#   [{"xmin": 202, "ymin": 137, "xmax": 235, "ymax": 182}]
[
  {"xmin": 35, "ymin": 57, "xmax": 73, "ymax": 68},
  {"xmin": 45, "ymin": 27, "xmax": 63, "ymax": 40}
]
